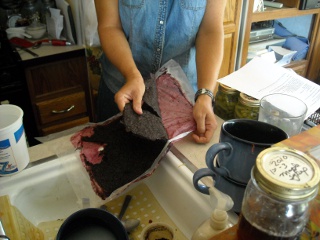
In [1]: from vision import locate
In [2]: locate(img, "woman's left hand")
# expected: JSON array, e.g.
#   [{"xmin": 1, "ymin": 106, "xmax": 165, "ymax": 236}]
[{"xmin": 192, "ymin": 95, "xmax": 218, "ymax": 144}]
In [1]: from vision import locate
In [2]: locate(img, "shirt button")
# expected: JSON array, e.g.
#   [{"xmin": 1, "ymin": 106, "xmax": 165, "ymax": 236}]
[
  {"xmin": 160, "ymin": 20, "xmax": 164, "ymax": 25},
  {"xmin": 157, "ymin": 48, "xmax": 161, "ymax": 52}
]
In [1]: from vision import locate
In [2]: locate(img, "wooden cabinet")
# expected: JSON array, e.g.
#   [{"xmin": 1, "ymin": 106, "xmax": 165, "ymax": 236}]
[
  {"xmin": 240, "ymin": 0, "xmax": 320, "ymax": 82},
  {"xmin": 220, "ymin": 0, "xmax": 243, "ymax": 79},
  {"xmin": 23, "ymin": 48, "xmax": 93, "ymax": 136}
]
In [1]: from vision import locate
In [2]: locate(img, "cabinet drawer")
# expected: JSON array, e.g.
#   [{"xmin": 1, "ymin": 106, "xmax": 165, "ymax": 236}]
[
  {"xmin": 41, "ymin": 116, "xmax": 89, "ymax": 135},
  {"xmin": 36, "ymin": 92, "xmax": 87, "ymax": 125}
]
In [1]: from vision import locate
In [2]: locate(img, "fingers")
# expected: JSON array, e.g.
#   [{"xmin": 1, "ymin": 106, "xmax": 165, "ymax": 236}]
[
  {"xmin": 115, "ymin": 93, "xmax": 143, "ymax": 115},
  {"xmin": 132, "ymin": 97, "xmax": 143, "ymax": 115},
  {"xmin": 114, "ymin": 91, "xmax": 128, "ymax": 112},
  {"xmin": 192, "ymin": 116, "xmax": 216, "ymax": 144},
  {"xmin": 192, "ymin": 126, "xmax": 215, "ymax": 144},
  {"xmin": 192, "ymin": 99, "xmax": 217, "ymax": 143},
  {"xmin": 114, "ymin": 81, "xmax": 145, "ymax": 115}
]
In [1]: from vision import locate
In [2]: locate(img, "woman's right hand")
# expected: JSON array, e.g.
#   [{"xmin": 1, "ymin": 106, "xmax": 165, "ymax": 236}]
[
  {"xmin": 114, "ymin": 75, "xmax": 145, "ymax": 115},
  {"xmin": 95, "ymin": 0, "xmax": 145, "ymax": 115}
]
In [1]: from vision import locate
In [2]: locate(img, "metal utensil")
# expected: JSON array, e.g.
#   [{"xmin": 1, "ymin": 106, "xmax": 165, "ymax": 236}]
[
  {"xmin": 123, "ymin": 218, "xmax": 140, "ymax": 233},
  {"xmin": 0, "ymin": 219, "xmax": 10, "ymax": 240},
  {"xmin": 16, "ymin": 45, "xmax": 39, "ymax": 57},
  {"xmin": 99, "ymin": 195, "xmax": 140, "ymax": 233},
  {"xmin": 32, "ymin": 41, "xmax": 42, "ymax": 49},
  {"xmin": 118, "ymin": 195, "xmax": 132, "ymax": 220},
  {"xmin": 118, "ymin": 195, "xmax": 140, "ymax": 233}
]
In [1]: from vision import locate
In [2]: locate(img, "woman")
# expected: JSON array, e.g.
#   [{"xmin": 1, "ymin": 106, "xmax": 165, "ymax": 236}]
[{"xmin": 95, "ymin": 0, "xmax": 226, "ymax": 144}]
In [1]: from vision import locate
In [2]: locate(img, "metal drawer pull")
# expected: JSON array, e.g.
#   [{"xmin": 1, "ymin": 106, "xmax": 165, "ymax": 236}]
[{"xmin": 52, "ymin": 105, "xmax": 75, "ymax": 114}]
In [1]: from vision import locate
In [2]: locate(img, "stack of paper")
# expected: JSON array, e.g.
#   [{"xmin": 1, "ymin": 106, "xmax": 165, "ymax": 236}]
[{"xmin": 218, "ymin": 57, "xmax": 320, "ymax": 119}]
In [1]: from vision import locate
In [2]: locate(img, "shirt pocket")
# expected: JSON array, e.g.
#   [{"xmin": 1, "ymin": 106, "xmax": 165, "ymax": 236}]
[
  {"xmin": 121, "ymin": 0, "xmax": 144, "ymax": 8},
  {"xmin": 180, "ymin": 0, "xmax": 206, "ymax": 10}
]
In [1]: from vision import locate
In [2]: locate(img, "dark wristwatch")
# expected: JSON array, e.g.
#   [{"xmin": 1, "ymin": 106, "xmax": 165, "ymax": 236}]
[{"xmin": 195, "ymin": 88, "xmax": 215, "ymax": 106}]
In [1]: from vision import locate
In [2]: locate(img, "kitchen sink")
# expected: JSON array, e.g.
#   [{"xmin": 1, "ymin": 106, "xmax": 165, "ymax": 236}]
[{"xmin": 0, "ymin": 151, "xmax": 237, "ymax": 239}]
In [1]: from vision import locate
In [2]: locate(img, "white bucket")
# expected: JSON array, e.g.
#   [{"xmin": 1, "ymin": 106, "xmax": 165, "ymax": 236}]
[{"xmin": 0, "ymin": 105, "xmax": 30, "ymax": 176}]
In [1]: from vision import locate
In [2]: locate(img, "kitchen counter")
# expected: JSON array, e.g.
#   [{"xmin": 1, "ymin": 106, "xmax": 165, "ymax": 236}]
[
  {"xmin": 1, "ymin": 130, "xmax": 225, "ymax": 240},
  {"xmin": 172, "ymin": 116, "xmax": 224, "ymax": 170},
  {"xmin": 17, "ymin": 43, "xmax": 85, "ymax": 61},
  {"xmin": 20, "ymin": 119, "xmax": 320, "ymax": 240}
]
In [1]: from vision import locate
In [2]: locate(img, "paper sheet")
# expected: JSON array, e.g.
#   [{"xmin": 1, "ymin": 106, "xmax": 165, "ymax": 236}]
[
  {"xmin": 55, "ymin": 0, "xmax": 76, "ymax": 44},
  {"xmin": 218, "ymin": 57, "xmax": 320, "ymax": 119},
  {"xmin": 47, "ymin": 8, "xmax": 63, "ymax": 39}
]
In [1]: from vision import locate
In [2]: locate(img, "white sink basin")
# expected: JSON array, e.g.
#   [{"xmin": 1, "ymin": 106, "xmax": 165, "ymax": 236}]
[{"xmin": 0, "ymin": 151, "xmax": 237, "ymax": 239}]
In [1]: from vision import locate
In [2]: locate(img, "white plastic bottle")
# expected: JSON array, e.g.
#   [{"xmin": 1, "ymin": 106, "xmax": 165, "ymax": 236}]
[{"xmin": 191, "ymin": 209, "xmax": 233, "ymax": 240}]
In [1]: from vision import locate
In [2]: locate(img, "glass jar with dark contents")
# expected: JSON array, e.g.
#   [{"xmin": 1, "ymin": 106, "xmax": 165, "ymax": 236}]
[
  {"xmin": 20, "ymin": 0, "xmax": 39, "ymax": 25},
  {"xmin": 237, "ymin": 147, "xmax": 320, "ymax": 240},
  {"xmin": 214, "ymin": 83, "xmax": 239, "ymax": 120},
  {"xmin": 234, "ymin": 93, "xmax": 259, "ymax": 120},
  {"xmin": 40, "ymin": 0, "xmax": 56, "ymax": 23}
]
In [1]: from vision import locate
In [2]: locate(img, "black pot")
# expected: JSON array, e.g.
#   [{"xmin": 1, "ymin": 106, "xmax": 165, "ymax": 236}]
[
  {"xmin": 56, "ymin": 208, "xmax": 129, "ymax": 240},
  {"xmin": 0, "ymin": 0, "xmax": 22, "ymax": 9}
]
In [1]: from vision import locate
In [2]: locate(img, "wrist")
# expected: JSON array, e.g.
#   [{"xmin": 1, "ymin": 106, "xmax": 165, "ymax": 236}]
[
  {"xmin": 123, "ymin": 67, "xmax": 142, "ymax": 82},
  {"xmin": 195, "ymin": 88, "xmax": 215, "ymax": 105}
]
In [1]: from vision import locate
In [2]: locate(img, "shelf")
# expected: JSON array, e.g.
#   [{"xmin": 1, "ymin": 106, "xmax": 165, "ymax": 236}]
[
  {"xmin": 284, "ymin": 59, "xmax": 308, "ymax": 76},
  {"xmin": 252, "ymin": 7, "xmax": 319, "ymax": 22},
  {"xmin": 240, "ymin": 1, "xmax": 320, "ymax": 81}
]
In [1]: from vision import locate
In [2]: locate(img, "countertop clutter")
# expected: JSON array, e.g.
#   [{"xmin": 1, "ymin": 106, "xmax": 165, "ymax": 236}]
[
  {"xmin": 27, "ymin": 117, "xmax": 225, "ymax": 169},
  {"xmin": 213, "ymin": 124, "xmax": 320, "ymax": 240},
  {"xmin": 2, "ymin": 39, "xmax": 319, "ymax": 240},
  {"xmin": 1, "ymin": 0, "xmax": 320, "ymax": 238},
  {"xmin": 0, "ymin": 117, "xmax": 232, "ymax": 240},
  {"xmin": 7, "ymin": 119, "xmax": 320, "ymax": 240}
]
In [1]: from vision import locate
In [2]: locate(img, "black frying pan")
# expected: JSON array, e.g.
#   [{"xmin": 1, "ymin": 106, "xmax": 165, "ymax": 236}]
[{"xmin": 56, "ymin": 208, "xmax": 129, "ymax": 240}]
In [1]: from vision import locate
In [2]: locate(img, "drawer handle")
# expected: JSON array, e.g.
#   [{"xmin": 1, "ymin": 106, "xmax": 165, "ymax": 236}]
[{"xmin": 52, "ymin": 105, "xmax": 75, "ymax": 114}]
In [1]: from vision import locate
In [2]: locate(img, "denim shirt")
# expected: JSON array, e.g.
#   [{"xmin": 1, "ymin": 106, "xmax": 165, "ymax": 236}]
[{"xmin": 100, "ymin": 0, "xmax": 207, "ymax": 93}]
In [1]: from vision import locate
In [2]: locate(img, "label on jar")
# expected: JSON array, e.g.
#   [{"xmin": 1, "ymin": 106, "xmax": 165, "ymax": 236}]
[{"xmin": 262, "ymin": 152, "xmax": 313, "ymax": 185}]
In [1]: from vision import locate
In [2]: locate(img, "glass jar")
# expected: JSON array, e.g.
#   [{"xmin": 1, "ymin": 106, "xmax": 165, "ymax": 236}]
[
  {"xmin": 20, "ymin": 0, "xmax": 39, "ymax": 25},
  {"xmin": 214, "ymin": 83, "xmax": 239, "ymax": 120},
  {"xmin": 237, "ymin": 147, "xmax": 320, "ymax": 240},
  {"xmin": 234, "ymin": 93, "xmax": 259, "ymax": 120},
  {"xmin": 40, "ymin": 0, "xmax": 55, "ymax": 23}
]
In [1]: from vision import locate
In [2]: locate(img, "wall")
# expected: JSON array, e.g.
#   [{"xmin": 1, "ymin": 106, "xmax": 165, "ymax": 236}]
[{"xmin": 276, "ymin": 14, "xmax": 313, "ymax": 38}]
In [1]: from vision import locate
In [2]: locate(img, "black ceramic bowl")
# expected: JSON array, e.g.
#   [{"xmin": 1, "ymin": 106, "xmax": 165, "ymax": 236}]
[{"xmin": 56, "ymin": 208, "xmax": 129, "ymax": 240}]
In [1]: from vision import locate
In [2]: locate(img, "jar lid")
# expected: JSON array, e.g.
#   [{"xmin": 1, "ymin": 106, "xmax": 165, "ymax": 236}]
[
  {"xmin": 219, "ymin": 83, "xmax": 238, "ymax": 94},
  {"xmin": 254, "ymin": 147, "xmax": 320, "ymax": 201},
  {"xmin": 238, "ymin": 93, "xmax": 260, "ymax": 107}
]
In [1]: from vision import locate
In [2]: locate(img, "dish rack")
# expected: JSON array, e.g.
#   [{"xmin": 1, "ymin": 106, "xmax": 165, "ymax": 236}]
[{"xmin": 305, "ymin": 108, "xmax": 320, "ymax": 127}]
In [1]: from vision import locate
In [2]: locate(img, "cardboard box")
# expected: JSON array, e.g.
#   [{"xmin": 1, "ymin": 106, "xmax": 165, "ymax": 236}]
[{"xmin": 268, "ymin": 45, "xmax": 297, "ymax": 66}]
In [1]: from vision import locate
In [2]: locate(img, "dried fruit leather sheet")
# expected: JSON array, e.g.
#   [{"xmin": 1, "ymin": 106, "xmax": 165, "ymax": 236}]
[
  {"xmin": 70, "ymin": 60, "xmax": 196, "ymax": 200},
  {"xmin": 123, "ymin": 60, "xmax": 196, "ymax": 141},
  {"xmin": 71, "ymin": 115, "xmax": 168, "ymax": 200},
  {"xmin": 123, "ymin": 79, "xmax": 168, "ymax": 141}
]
